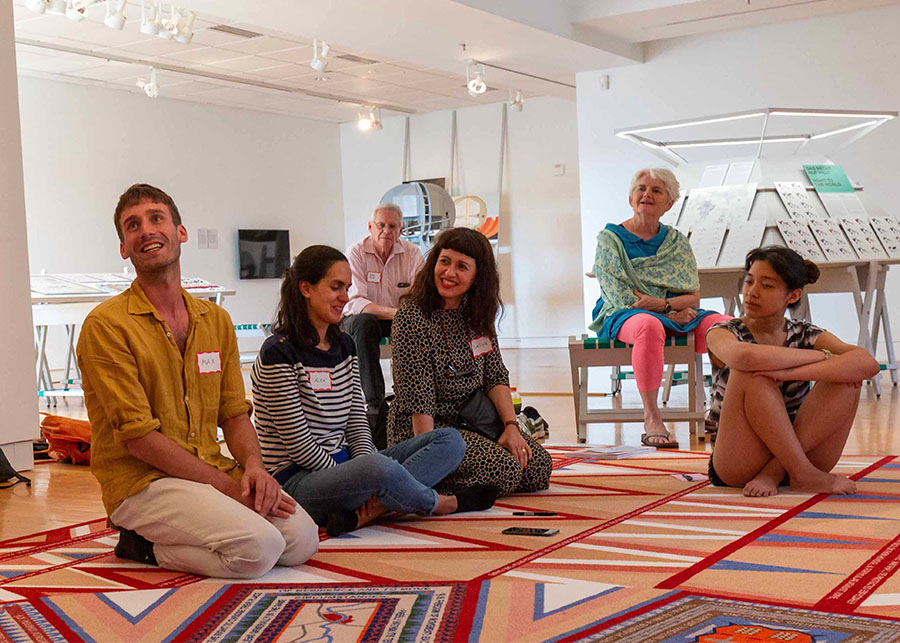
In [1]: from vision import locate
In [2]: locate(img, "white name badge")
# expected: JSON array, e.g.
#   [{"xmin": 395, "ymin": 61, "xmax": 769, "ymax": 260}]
[
  {"xmin": 308, "ymin": 370, "xmax": 333, "ymax": 391},
  {"xmin": 367, "ymin": 272, "xmax": 382, "ymax": 284},
  {"xmin": 470, "ymin": 336, "xmax": 493, "ymax": 358},
  {"xmin": 196, "ymin": 351, "xmax": 221, "ymax": 374}
]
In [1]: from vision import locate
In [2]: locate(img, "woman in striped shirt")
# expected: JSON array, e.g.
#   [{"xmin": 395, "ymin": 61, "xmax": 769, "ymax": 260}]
[
  {"xmin": 706, "ymin": 246, "xmax": 879, "ymax": 498},
  {"xmin": 252, "ymin": 245, "xmax": 498, "ymax": 535}
]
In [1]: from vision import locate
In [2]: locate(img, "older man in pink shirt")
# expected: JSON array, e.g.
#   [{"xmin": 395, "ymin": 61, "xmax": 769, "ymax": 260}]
[{"xmin": 343, "ymin": 203, "xmax": 424, "ymax": 448}]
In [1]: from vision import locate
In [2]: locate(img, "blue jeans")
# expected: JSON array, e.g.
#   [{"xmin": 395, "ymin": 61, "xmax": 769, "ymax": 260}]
[{"xmin": 281, "ymin": 427, "xmax": 465, "ymax": 523}]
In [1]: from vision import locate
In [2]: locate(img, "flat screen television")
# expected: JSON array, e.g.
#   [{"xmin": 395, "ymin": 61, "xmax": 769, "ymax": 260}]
[{"xmin": 238, "ymin": 229, "xmax": 290, "ymax": 280}]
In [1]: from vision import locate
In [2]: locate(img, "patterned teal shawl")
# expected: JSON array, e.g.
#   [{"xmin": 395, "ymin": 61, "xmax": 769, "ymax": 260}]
[{"xmin": 588, "ymin": 225, "xmax": 699, "ymax": 332}]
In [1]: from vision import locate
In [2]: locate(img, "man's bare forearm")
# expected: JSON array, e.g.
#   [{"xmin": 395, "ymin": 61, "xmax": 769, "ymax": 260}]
[{"xmin": 125, "ymin": 430, "xmax": 234, "ymax": 493}]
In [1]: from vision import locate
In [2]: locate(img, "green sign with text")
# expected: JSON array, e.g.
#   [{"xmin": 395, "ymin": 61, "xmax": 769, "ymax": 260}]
[{"xmin": 803, "ymin": 164, "xmax": 854, "ymax": 193}]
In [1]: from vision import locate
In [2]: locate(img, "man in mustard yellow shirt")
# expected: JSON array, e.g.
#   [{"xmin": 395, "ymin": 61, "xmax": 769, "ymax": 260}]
[{"xmin": 77, "ymin": 184, "xmax": 318, "ymax": 578}]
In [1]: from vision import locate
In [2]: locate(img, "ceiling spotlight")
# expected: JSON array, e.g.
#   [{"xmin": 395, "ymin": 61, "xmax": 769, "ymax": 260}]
[
  {"xmin": 65, "ymin": 0, "xmax": 87, "ymax": 21},
  {"xmin": 509, "ymin": 89, "xmax": 524, "ymax": 112},
  {"xmin": 104, "ymin": 0, "xmax": 126, "ymax": 30},
  {"xmin": 174, "ymin": 9, "xmax": 195, "ymax": 44},
  {"xmin": 136, "ymin": 67, "xmax": 159, "ymax": 98},
  {"xmin": 46, "ymin": 0, "xmax": 68, "ymax": 15},
  {"xmin": 357, "ymin": 106, "xmax": 382, "ymax": 131},
  {"xmin": 158, "ymin": 3, "xmax": 178, "ymax": 39},
  {"xmin": 319, "ymin": 41, "xmax": 331, "ymax": 57},
  {"xmin": 466, "ymin": 59, "xmax": 486, "ymax": 97},
  {"xmin": 25, "ymin": 0, "xmax": 48, "ymax": 15},
  {"xmin": 309, "ymin": 40, "xmax": 328, "ymax": 73},
  {"xmin": 140, "ymin": 0, "xmax": 160, "ymax": 35}
]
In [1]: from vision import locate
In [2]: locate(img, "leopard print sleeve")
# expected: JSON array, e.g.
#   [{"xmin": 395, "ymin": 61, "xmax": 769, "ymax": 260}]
[
  {"xmin": 391, "ymin": 303, "xmax": 436, "ymax": 416},
  {"xmin": 481, "ymin": 333, "xmax": 510, "ymax": 393}
]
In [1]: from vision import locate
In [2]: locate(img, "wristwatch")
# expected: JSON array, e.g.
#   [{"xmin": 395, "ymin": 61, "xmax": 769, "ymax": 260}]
[{"xmin": 664, "ymin": 301, "xmax": 673, "ymax": 314}]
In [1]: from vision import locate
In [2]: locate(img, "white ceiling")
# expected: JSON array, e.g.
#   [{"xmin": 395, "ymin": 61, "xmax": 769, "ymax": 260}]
[{"xmin": 12, "ymin": 0, "xmax": 900, "ymax": 123}]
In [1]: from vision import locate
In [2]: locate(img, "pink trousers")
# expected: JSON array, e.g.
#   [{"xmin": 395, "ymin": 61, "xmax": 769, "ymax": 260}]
[{"xmin": 616, "ymin": 313, "xmax": 732, "ymax": 392}]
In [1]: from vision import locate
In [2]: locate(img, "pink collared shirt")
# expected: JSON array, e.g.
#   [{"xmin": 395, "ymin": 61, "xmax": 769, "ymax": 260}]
[{"xmin": 344, "ymin": 236, "xmax": 425, "ymax": 316}]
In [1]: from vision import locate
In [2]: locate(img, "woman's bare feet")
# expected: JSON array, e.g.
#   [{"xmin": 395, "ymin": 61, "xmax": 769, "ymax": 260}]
[
  {"xmin": 791, "ymin": 468, "xmax": 857, "ymax": 495},
  {"xmin": 743, "ymin": 476, "xmax": 779, "ymax": 497}
]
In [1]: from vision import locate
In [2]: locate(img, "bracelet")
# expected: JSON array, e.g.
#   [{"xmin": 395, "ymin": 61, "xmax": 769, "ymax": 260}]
[
  {"xmin": 821, "ymin": 348, "xmax": 832, "ymax": 360},
  {"xmin": 504, "ymin": 420, "xmax": 519, "ymax": 428}
]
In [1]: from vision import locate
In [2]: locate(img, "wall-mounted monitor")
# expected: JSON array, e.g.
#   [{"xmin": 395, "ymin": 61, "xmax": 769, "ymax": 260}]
[{"xmin": 238, "ymin": 229, "xmax": 290, "ymax": 280}]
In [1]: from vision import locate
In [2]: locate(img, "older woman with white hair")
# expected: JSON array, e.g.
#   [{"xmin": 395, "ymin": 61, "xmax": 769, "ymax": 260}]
[{"xmin": 590, "ymin": 168, "xmax": 730, "ymax": 448}]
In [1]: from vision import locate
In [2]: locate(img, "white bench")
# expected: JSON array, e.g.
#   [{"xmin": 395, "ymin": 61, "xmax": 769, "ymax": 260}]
[{"xmin": 568, "ymin": 334, "xmax": 706, "ymax": 443}]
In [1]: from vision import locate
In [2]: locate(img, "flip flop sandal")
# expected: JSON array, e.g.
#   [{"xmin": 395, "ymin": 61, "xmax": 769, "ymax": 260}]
[{"xmin": 641, "ymin": 432, "xmax": 679, "ymax": 449}]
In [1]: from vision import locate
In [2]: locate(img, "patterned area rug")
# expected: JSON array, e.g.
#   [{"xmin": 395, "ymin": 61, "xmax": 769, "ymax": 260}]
[{"xmin": 2, "ymin": 448, "xmax": 900, "ymax": 641}]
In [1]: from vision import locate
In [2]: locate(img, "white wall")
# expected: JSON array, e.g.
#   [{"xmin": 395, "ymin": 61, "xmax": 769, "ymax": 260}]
[
  {"xmin": 576, "ymin": 5, "xmax": 900, "ymax": 353},
  {"xmin": 339, "ymin": 96, "xmax": 583, "ymax": 345},
  {"xmin": 20, "ymin": 77, "xmax": 345, "ymax": 340},
  {"xmin": 1, "ymin": 3, "xmax": 37, "ymax": 470}
]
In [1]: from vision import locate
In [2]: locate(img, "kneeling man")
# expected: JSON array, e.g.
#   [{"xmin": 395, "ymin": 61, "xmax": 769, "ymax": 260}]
[{"xmin": 77, "ymin": 184, "xmax": 318, "ymax": 578}]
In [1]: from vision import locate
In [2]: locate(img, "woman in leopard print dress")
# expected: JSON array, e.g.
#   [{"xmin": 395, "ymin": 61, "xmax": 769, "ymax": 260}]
[{"xmin": 387, "ymin": 228, "xmax": 552, "ymax": 496}]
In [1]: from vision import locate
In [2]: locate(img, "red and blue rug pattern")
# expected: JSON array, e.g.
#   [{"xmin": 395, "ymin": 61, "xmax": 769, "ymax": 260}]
[{"xmin": 2, "ymin": 448, "xmax": 900, "ymax": 641}]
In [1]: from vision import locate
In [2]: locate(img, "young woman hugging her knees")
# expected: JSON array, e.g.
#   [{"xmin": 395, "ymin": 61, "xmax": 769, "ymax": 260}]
[{"xmin": 706, "ymin": 246, "xmax": 880, "ymax": 498}]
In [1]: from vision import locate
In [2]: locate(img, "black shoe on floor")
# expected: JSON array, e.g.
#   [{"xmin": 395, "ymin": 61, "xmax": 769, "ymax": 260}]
[
  {"xmin": 325, "ymin": 509, "xmax": 359, "ymax": 537},
  {"xmin": 114, "ymin": 528, "xmax": 157, "ymax": 566},
  {"xmin": 455, "ymin": 484, "xmax": 500, "ymax": 513}
]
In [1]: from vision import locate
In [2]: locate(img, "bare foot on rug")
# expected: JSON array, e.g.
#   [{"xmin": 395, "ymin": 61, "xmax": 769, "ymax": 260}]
[
  {"xmin": 743, "ymin": 476, "xmax": 779, "ymax": 497},
  {"xmin": 354, "ymin": 497, "xmax": 387, "ymax": 528},
  {"xmin": 791, "ymin": 469, "xmax": 857, "ymax": 495}
]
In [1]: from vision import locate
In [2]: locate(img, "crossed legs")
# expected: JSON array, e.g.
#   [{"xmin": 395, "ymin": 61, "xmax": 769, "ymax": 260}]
[{"xmin": 711, "ymin": 370, "xmax": 860, "ymax": 497}]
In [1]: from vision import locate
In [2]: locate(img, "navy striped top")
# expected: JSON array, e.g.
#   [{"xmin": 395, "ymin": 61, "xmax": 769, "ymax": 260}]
[{"xmin": 251, "ymin": 331, "xmax": 375, "ymax": 478}]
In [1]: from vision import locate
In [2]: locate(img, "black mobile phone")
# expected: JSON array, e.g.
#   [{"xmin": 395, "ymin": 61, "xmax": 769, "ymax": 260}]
[
  {"xmin": 512, "ymin": 511, "xmax": 558, "ymax": 516},
  {"xmin": 502, "ymin": 527, "xmax": 560, "ymax": 537}
]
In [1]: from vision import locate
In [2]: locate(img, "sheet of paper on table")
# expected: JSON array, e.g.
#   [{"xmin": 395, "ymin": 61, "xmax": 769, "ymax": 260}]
[
  {"xmin": 868, "ymin": 217, "xmax": 900, "ymax": 260},
  {"xmin": 774, "ymin": 181, "xmax": 828, "ymax": 220},
  {"xmin": 806, "ymin": 219, "xmax": 857, "ymax": 262},
  {"xmin": 689, "ymin": 219, "xmax": 727, "ymax": 268},
  {"xmin": 776, "ymin": 219, "xmax": 827, "ymax": 263},
  {"xmin": 679, "ymin": 183, "xmax": 757, "ymax": 233},
  {"xmin": 718, "ymin": 219, "xmax": 767, "ymax": 267},
  {"xmin": 840, "ymin": 217, "xmax": 888, "ymax": 260}
]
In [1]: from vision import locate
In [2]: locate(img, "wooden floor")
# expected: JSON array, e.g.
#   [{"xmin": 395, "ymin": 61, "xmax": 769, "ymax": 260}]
[{"xmin": 4, "ymin": 347, "xmax": 899, "ymax": 542}]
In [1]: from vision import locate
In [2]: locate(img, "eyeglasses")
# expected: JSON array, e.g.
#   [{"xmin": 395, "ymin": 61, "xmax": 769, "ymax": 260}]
[
  {"xmin": 373, "ymin": 221, "xmax": 399, "ymax": 231},
  {"xmin": 446, "ymin": 363, "xmax": 475, "ymax": 378}
]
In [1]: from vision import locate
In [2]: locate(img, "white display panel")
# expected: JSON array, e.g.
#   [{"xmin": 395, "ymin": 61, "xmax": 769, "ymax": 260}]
[
  {"xmin": 807, "ymin": 219, "xmax": 857, "ymax": 262},
  {"xmin": 840, "ymin": 217, "xmax": 888, "ymax": 260},
  {"xmin": 718, "ymin": 220, "xmax": 767, "ymax": 268},
  {"xmin": 679, "ymin": 184, "xmax": 757, "ymax": 232},
  {"xmin": 776, "ymin": 219, "xmax": 827, "ymax": 263}
]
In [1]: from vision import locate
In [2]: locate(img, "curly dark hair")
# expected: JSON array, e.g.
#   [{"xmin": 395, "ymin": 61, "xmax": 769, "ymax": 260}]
[
  {"xmin": 274, "ymin": 245, "xmax": 347, "ymax": 349},
  {"xmin": 403, "ymin": 227, "xmax": 502, "ymax": 337}
]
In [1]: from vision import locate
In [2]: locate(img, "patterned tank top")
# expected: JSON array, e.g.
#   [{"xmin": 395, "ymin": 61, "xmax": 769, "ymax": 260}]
[{"xmin": 707, "ymin": 318, "xmax": 824, "ymax": 427}]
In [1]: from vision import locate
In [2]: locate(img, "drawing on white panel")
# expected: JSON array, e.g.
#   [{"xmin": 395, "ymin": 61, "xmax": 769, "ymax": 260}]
[
  {"xmin": 718, "ymin": 220, "xmax": 767, "ymax": 268},
  {"xmin": 806, "ymin": 219, "xmax": 857, "ymax": 262},
  {"xmin": 679, "ymin": 184, "xmax": 757, "ymax": 233},
  {"xmin": 775, "ymin": 219, "xmax": 827, "ymax": 263},
  {"xmin": 869, "ymin": 217, "xmax": 900, "ymax": 259},
  {"xmin": 660, "ymin": 195, "xmax": 685, "ymax": 229},
  {"xmin": 840, "ymin": 217, "xmax": 887, "ymax": 260},
  {"xmin": 688, "ymin": 220, "xmax": 727, "ymax": 268},
  {"xmin": 819, "ymin": 192, "xmax": 869, "ymax": 219},
  {"xmin": 774, "ymin": 182, "xmax": 825, "ymax": 221}
]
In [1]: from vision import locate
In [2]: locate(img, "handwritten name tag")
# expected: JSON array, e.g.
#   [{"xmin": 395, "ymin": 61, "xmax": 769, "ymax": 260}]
[
  {"xmin": 308, "ymin": 370, "xmax": 333, "ymax": 391},
  {"xmin": 470, "ymin": 336, "xmax": 493, "ymax": 358},
  {"xmin": 367, "ymin": 272, "xmax": 382, "ymax": 284},
  {"xmin": 197, "ymin": 351, "xmax": 221, "ymax": 374}
]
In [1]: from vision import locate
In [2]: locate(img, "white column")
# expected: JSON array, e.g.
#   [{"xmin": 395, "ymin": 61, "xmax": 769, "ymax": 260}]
[{"xmin": 0, "ymin": 4, "xmax": 37, "ymax": 471}]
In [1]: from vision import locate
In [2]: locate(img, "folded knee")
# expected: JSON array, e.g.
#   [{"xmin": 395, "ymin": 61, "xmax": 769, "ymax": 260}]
[
  {"xmin": 278, "ymin": 511, "xmax": 320, "ymax": 567},
  {"xmin": 222, "ymin": 524, "xmax": 285, "ymax": 579},
  {"xmin": 631, "ymin": 316, "xmax": 666, "ymax": 343},
  {"xmin": 432, "ymin": 427, "xmax": 466, "ymax": 464}
]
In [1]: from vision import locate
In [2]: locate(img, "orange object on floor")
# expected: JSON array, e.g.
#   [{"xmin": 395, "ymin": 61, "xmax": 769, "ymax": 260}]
[{"xmin": 39, "ymin": 413, "xmax": 92, "ymax": 465}]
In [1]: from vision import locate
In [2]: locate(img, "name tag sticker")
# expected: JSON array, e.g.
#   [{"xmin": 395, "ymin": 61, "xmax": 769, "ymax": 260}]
[
  {"xmin": 367, "ymin": 272, "xmax": 382, "ymax": 284},
  {"xmin": 308, "ymin": 370, "xmax": 333, "ymax": 391},
  {"xmin": 197, "ymin": 351, "xmax": 221, "ymax": 374},
  {"xmin": 470, "ymin": 336, "xmax": 493, "ymax": 358}
]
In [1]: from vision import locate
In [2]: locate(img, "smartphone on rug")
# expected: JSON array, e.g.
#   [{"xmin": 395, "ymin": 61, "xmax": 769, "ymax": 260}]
[
  {"xmin": 502, "ymin": 527, "xmax": 560, "ymax": 537},
  {"xmin": 512, "ymin": 511, "xmax": 558, "ymax": 516}
]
